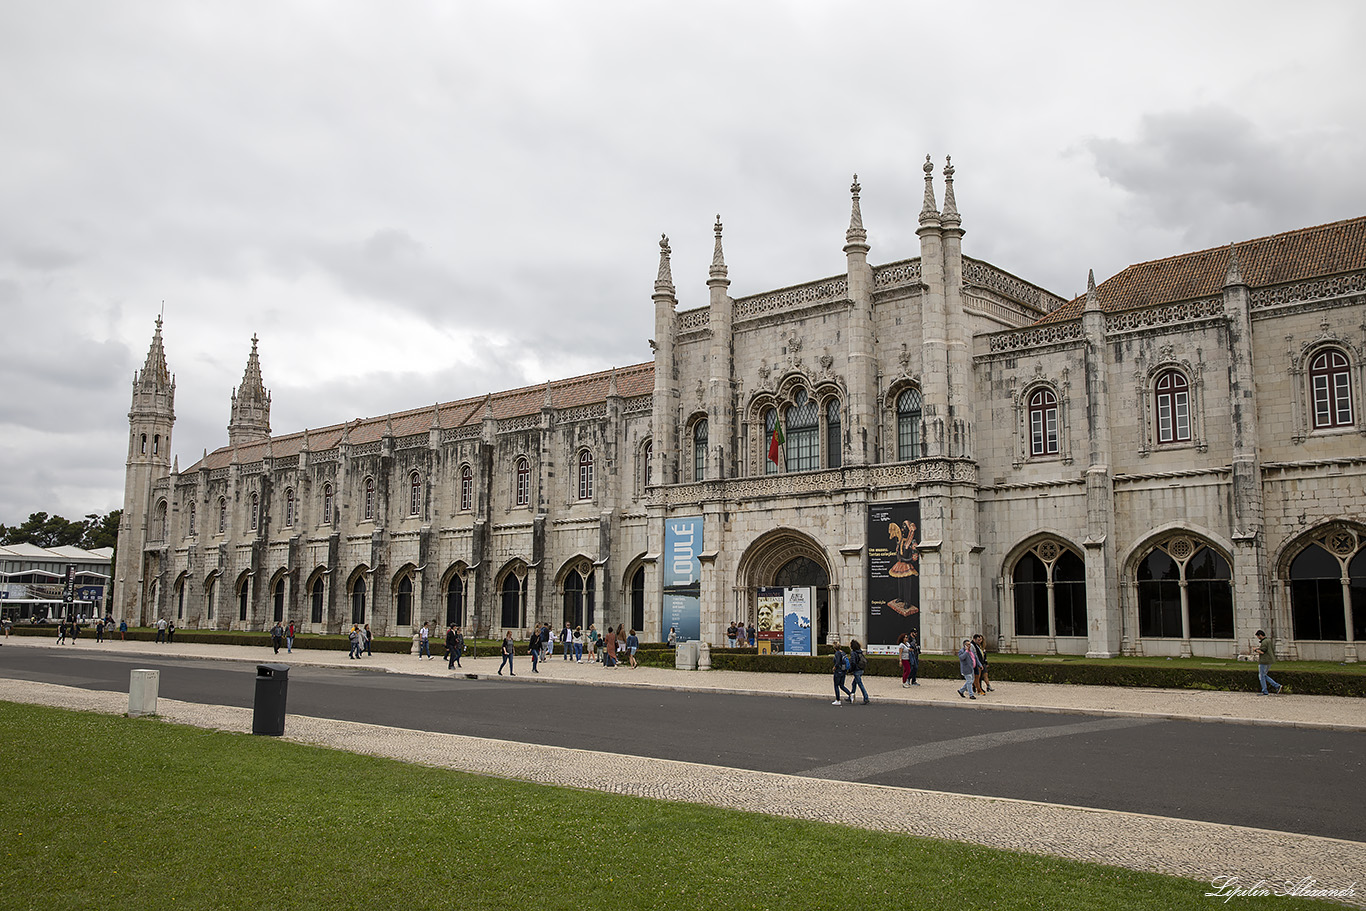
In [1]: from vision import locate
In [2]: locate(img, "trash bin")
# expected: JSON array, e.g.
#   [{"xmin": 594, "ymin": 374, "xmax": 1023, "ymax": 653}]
[{"xmin": 252, "ymin": 663, "xmax": 289, "ymax": 736}]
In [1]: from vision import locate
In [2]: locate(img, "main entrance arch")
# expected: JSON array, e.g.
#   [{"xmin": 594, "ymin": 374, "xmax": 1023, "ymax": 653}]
[{"xmin": 735, "ymin": 529, "xmax": 835, "ymax": 643}]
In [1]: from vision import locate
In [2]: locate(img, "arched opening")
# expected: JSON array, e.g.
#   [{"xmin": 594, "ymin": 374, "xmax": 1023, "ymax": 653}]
[
  {"xmin": 350, "ymin": 573, "xmax": 367, "ymax": 625},
  {"xmin": 774, "ymin": 556, "xmax": 829, "ymax": 637},
  {"xmin": 446, "ymin": 573, "xmax": 465, "ymax": 627},
  {"xmin": 630, "ymin": 566, "xmax": 645, "ymax": 633},
  {"xmin": 310, "ymin": 575, "xmax": 325, "ymax": 625},
  {"xmin": 396, "ymin": 574, "xmax": 414, "ymax": 628},
  {"xmin": 500, "ymin": 569, "xmax": 525, "ymax": 629},
  {"xmin": 272, "ymin": 575, "xmax": 286, "ymax": 623},
  {"xmin": 561, "ymin": 563, "xmax": 596, "ymax": 629},
  {"xmin": 736, "ymin": 529, "xmax": 834, "ymax": 645},
  {"xmin": 1291, "ymin": 544, "xmax": 1347, "ymax": 640}
]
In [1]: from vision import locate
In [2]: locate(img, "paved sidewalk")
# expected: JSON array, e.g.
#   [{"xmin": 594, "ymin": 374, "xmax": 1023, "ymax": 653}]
[{"xmin": 3, "ymin": 633, "xmax": 1365, "ymax": 730}]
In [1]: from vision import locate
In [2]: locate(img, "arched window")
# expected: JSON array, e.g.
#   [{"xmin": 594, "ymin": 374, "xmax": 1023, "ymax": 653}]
[
  {"xmin": 284, "ymin": 488, "xmax": 295, "ymax": 527},
  {"xmin": 1154, "ymin": 370, "xmax": 1191, "ymax": 443},
  {"xmin": 773, "ymin": 556, "xmax": 831, "ymax": 639},
  {"xmin": 310, "ymin": 576, "xmax": 324, "ymax": 624},
  {"xmin": 1310, "ymin": 349, "xmax": 1354, "ymax": 429},
  {"xmin": 351, "ymin": 575, "xmax": 367, "ymax": 624},
  {"xmin": 764, "ymin": 408, "xmax": 778, "ymax": 475},
  {"xmin": 785, "ymin": 390, "xmax": 818, "ymax": 471},
  {"xmin": 205, "ymin": 574, "xmax": 217, "ymax": 621},
  {"xmin": 188, "ymin": 500, "xmax": 196, "ymax": 537},
  {"xmin": 218, "ymin": 497, "xmax": 227, "ymax": 534},
  {"xmin": 631, "ymin": 566, "xmax": 645, "ymax": 633},
  {"xmin": 175, "ymin": 575, "xmax": 185, "ymax": 620},
  {"xmin": 322, "ymin": 483, "xmax": 333, "ymax": 525},
  {"xmin": 460, "ymin": 465, "xmax": 473, "ymax": 511},
  {"xmin": 153, "ymin": 434, "xmax": 160, "ymax": 455},
  {"xmin": 642, "ymin": 440, "xmax": 653, "ymax": 489},
  {"xmin": 1136, "ymin": 538, "xmax": 1232, "ymax": 639},
  {"xmin": 1353, "ymin": 548, "xmax": 1366, "ymax": 642},
  {"xmin": 250, "ymin": 493, "xmax": 259, "ymax": 531},
  {"xmin": 363, "ymin": 478, "xmax": 375, "ymax": 520},
  {"xmin": 396, "ymin": 575, "xmax": 413, "ymax": 627},
  {"xmin": 826, "ymin": 398, "xmax": 842, "ymax": 470},
  {"xmin": 1029, "ymin": 388, "xmax": 1059, "ymax": 456},
  {"xmin": 578, "ymin": 450, "xmax": 594, "ymax": 500},
  {"xmin": 897, "ymin": 388, "xmax": 922, "ymax": 460},
  {"xmin": 409, "ymin": 472, "xmax": 421, "ymax": 516},
  {"xmin": 155, "ymin": 500, "xmax": 167, "ymax": 542},
  {"xmin": 238, "ymin": 576, "xmax": 250, "ymax": 622},
  {"xmin": 140, "ymin": 433, "xmax": 147, "ymax": 455},
  {"xmin": 1012, "ymin": 541, "xmax": 1088, "ymax": 639},
  {"xmin": 1290, "ymin": 544, "xmax": 1347, "ymax": 640},
  {"xmin": 515, "ymin": 457, "xmax": 530, "ymax": 507},
  {"xmin": 563, "ymin": 569, "xmax": 594, "ymax": 628},
  {"xmin": 446, "ymin": 573, "xmax": 464, "ymax": 627},
  {"xmin": 272, "ymin": 577, "xmax": 285, "ymax": 623},
  {"xmin": 500, "ymin": 571, "xmax": 524, "ymax": 628},
  {"xmin": 693, "ymin": 420, "xmax": 708, "ymax": 482}
]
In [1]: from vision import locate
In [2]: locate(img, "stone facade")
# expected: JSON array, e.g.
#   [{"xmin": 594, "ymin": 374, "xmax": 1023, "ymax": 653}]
[{"xmin": 113, "ymin": 161, "xmax": 1366, "ymax": 660}]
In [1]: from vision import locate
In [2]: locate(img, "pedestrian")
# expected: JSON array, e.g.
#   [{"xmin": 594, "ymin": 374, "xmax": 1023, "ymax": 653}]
[
  {"xmin": 972, "ymin": 634, "xmax": 992, "ymax": 694},
  {"xmin": 957, "ymin": 639, "xmax": 978, "ymax": 699},
  {"xmin": 166, "ymin": 621, "xmax": 175, "ymax": 643},
  {"xmin": 561, "ymin": 622, "xmax": 572, "ymax": 660},
  {"xmin": 727, "ymin": 622, "xmax": 737, "ymax": 647},
  {"xmin": 271, "ymin": 621, "xmax": 284, "ymax": 654},
  {"xmin": 587, "ymin": 624, "xmax": 599, "ymax": 663},
  {"xmin": 667, "ymin": 626, "xmax": 677, "ymax": 649},
  {"xmin": 445, "ymin": 624, "xmax": 458, "ymax": 669},
  {"xmin": 603, "ymin": 626, "xmax": 618, "ymax": 667},
  {"xmin": 748, "ymin": 626, "xmax": 756, "ymax": 647},
  {"xmin": 364, "ymin": 624, "xmax": 373, "ymax": 656},
  {"xmin": 156, "ymin": 617, "xmax": 167, "ymax": 643},
  {"xmin": 736, "ymin": 621, "xmax": 747, "ymax": 648},
  {"xmin": 119, "ymin": 619, "xmax": 127, "ymax": 640},
  {"xmin": 906, "ymin": 630, "xmax": 921, "ymax": 685},
  {"xmin": 95, "ymin": 618, "xmax": 105, "ymax": 643},
  {"xmin": 831, "ymin": 643, "xmax": 852, "ymax": 704},
  {"xmin": 626, "ymin": 628, "xmax": 639, "ymax": 668},
  {"xmin": 594, "ymin": 628, "xmax": 606, "ymax": 663},
  {"xmin": 848, "ymin": 639, "xmax": 870, "ymax": 704},
  {"xmin": 1, "ymin": 617, "xmax": 11, "ymax": 638},
  {"xmin": 419, "ymin": 622, "xmax": 431, "ymax": 659},
  {"xmin": 897, "ymin": 633, "xmax": 914, "ymax": 687},
  {"xmin": 573, "ymin": 626, "xmax": 583, "ymax": 662},
  {"xmin": 528, "ymin": 626, "xmax": 542, "ymax": 674},
  {"xmin": 543, "ymin": 622, "xmax": 553, "ymax": 661},
  {"xmin": 1253, "ymin": 629, "xmax": 1283, "ymax": 695},
  {"xmin": 286, "ymin": 621, "xmax": 295, "ymax": 653},
  {"xmin": 71, "ymin": 619, "xmax": 80, "ymax": 642},
  {"xmin": 452, "ymin": 627, "xmax": 464, "ymax": 667},
  {"xmin": 56, "ymin": 620, "xmax": 67, "ymax": 645},
  {"xmin": 348, "ymin": 625, "xmax": 361, "ymax": 659},
  {"xmin": 498, "ymin": 631, "xmax": 515, "ymax": 676}
]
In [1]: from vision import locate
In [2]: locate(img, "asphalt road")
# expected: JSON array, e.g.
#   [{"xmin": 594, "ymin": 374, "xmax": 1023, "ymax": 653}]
[{"xmin": 2, "ymin": 648, "xmax": 1361, "ymax": 841}]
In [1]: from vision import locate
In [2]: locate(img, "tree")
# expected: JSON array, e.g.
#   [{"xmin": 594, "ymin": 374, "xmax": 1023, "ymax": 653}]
[
  {"xmin": 81, "ymin": 511, "xmax": 120, "ymax": 551},
  {"xmin": 0, "ymin": 510, "xmax": 121, "ymax": 551}
]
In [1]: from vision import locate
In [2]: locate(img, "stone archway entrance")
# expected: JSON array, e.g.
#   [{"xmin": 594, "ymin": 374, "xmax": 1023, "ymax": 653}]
[{"xmin": 736, "ymin": 530, "xmax": 835, "ymax": 644}]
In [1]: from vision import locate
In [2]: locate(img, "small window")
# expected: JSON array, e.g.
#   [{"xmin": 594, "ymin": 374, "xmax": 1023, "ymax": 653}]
[
  {"xmin": 188, "ymin": 500, "xmax": 197, "ymax": 537},
  {"xmin": 693, "ymin": 420, "xmax": 708, "ymax": 481},
  {"xmin": 284, "ymin": 488, "xmax": 295, "ymax": 527},
  {"xmin": 642, "ymin": 441, "xmax": 653, "ymax": 489},
  {"xmin": 364, "ymin": 478, "xmax": 375, "ymax": 520},
  {"xmin": 218, "ymin": 497, "xmax": 227, "ymax": 534},
  {"xmin": 460, "ymin": 465, "xmax": 473, "ymax": 511},
  {"xmin": 250, "ymin": 493, "xmax": 259, "ymax": 531},
  {"xmin": 578, "ymin": 450, "xmax": 594, "ymax": 500},
  {"xmin": 1155, "ymin": 370, "xmax": 1191, "ymax": 443},
  {"xmin": 897, "ymin": 389, "xmax": 922, "ymax": 460},
  {"xmin": 323, "ymin": 484, "xmax": 333, "ymax": 525},
  {"xmin": 409, "ymin": 472, "xmax": 422, "ymax": 516},
  {"xmin": 1029, "ymin": 388, "xmax": 1059, "ymax": 455},
  {"xmin": 785, "ymin": 391, "xmax": 818, "ymax": 472},
  {"xmin": 140, "ymin": 434, "xmax": 147, "ymax": 455},
  {"xmin": 153, "ymin": 434, "xmax": 160, "ymax": 455},
  {"xmin": 515, "ymin": 458, "xmax": 530, "ymax": 507},
  {"xmin": 764, "ymin": 408, "xmax": 779, "ymax": 475},
  {"xmin": 1311, "ymin": 349, "xmax": 1353, "ymax": 429},
  {"xmin": 826, "ymin": 399, "xmax": 842, "ymax": 469}
]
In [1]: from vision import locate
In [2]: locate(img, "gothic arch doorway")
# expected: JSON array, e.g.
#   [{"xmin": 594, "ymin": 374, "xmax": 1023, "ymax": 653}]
[{"xmin": 736, "ymin": 529, "xmax": 835, "ymax": 643}]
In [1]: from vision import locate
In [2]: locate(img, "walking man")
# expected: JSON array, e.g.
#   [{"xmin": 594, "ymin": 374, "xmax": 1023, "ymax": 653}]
[
  {"xmin": 419, "ymin": 622, "xmax": 431, "ymax": 659},
  {"xmin": 498, "ymin": 631, "xmax": 515, "ymax": 676},
  {"xmin": 286, "ymin": 620, "xmax": 295, "ymax": 653},
  {"xmin": 907, "ymin": 630, "xmax": 920, "ymax": 685},
  {"xmin": 957, "ymin": 639, "xmax": 977, "ymax": 699},
  {"xmin": 528, "ymin": 626, "xmax": 542, "ymax": 673},
  {"xmin": 848, "ymin": 640, "xmax": 870, "ymax": 704},
  {"xmin": 831, "ymin": 643, "xmax": 852, "ymax": 705},
  {"xmin": 1254, "ymin": 629, "xmax": 1283, "ymax": 695}
]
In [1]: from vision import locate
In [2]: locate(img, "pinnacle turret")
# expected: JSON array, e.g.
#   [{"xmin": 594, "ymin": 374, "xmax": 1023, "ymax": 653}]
[
  {"xmin": 918, "ymin": 155, "xmax": 940, "ymax": 225},
  {"xmin": 1085, "ymin": 269, "xmax": 1100, "ymax": 311},
  {"xmin": 709, "ymin": 215, "xmax": 729, "ymax": 286},
  {"xmin": 136, "ymin": 315, "xmax": 173, "ymax": 392},
  {"xmin": 940, "ymin": 156, "xmax": 960, "ymax": 226},
  {"xmin": 654, "ymin": 234, "xmax": 675, "ymax": 295},
  {"xmin": 845, "ymin": 174, "xmax": 868, "ymax": 249},
  {"xmin": 1225, "ymin": 243, "xmax": 1245, "ymax": 287},
  {"xmin": 227, "ymin": 334, "xmax": 271, "ymax": 446}
]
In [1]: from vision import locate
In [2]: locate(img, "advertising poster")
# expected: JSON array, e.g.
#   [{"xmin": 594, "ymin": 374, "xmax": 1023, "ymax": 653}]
[
  {"xmin": 663, "ymin": 516, "xmax": 703, "ymax": 640},
  {"xmin": 756, "ymin": 587, "xmax": 784, "ymax": 643},
  {"xmin": 783, "ymin": 586, "xmax": 814, "ymax": 656},
  {"xmin": 867, "ymin": 500, "xmax": 921, "ymax": 653}
]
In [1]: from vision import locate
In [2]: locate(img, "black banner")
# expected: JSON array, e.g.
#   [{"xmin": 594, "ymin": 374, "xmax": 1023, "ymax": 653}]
[
  {"xmin": 866, "ymin": 501, "xmax": 920, "ymax": 651},
  {"xmin": 62, "ymin": 564, "xmax": 76, "ymax": 604}
]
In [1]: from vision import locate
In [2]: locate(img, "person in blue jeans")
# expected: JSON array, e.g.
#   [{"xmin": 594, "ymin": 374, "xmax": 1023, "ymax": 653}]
[
  {"xmin": 848, "ymin": 640, "xmax": 870, "ymax": 704},
  {"xmin": 1254, "ymin": 629, "xmax": 1282, "ymax": 695},
  {"xmin": 528, "ymin": 627, "xmax": 541, "ymax": 673},
  {"xmin": 830, "ymin": 644, "xmax": 852, "ymax": 705},
  {"xmin": 498, "ymin": 632, "xmax": 515, "ymax": 676},
  {"xmin": 957, "ymin": 639, "xmax": 977, "ymax": 699}
]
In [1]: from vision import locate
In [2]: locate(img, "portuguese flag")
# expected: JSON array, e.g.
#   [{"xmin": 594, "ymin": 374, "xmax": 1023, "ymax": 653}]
[{"xmin": 767, "ymin": 418, "xmax": 785, "ymax": 466}]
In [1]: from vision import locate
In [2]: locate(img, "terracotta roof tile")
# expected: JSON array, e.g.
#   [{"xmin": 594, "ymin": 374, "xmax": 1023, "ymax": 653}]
[
  {"xmin": 187, "ymin": 362, "xmax": 655, "ymax": 472},
  {"xmin": 1038, "ymin": 215, "xmax": 1366, "ymax": 324}
]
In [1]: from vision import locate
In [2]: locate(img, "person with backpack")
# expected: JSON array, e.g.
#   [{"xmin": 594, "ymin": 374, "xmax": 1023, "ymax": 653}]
[
  {"xmin": 831, "ymin": 643, "xmax": 853, "ymax": 705},
  {"xmin": 848, "ymin": 640, "xmax": 870, "ymax": 704}
]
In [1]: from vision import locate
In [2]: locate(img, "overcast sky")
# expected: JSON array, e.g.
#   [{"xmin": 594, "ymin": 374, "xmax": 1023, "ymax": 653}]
[{"xmin": 2, "ymin": 0, "xmax": 1364, "ymax": 526}]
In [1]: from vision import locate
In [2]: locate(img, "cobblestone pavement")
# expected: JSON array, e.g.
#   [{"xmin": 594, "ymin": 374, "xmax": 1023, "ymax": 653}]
[
  {"xmin": 1, "ymin": 675, "xmax": 1362, "ymax": 906},
  {"xmin": 4, "ymin": 634, "xmax": 1364, "ymax": 730}
]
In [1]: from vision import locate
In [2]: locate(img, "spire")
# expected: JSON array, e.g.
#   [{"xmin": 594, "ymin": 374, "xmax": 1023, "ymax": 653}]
[
  {"xmin": 483, "ymin": 394, "xmax": 494, "ymax": 420},
  {"xmin": 430, "ymin": 403, "xmax": 441, "ymax": 429},
  {"xmin": 1224, "ymin": 243, "xmax": 1244, "ymax": 287},
  {"xmin": 708, "ymin": 215, "xmax": 729, "ymax": 285},
  {"xmin": 138, "ymin": 315, "xmax": 172, "ymax": 390},
  {"xmin": 384, "ymin": 413, "xmax": 394, "ymax": 437},
  {"xmin": 608, "ymin": 367, "xmax": 619, "ymax": 398},
  {"xmin": 227, "ymin": 334, "xmax": 271, "ymax": 446},
  {"xmin": 300, "ymin": 429, "xmax": 309, "ymax": 452},
  {"xmin": 845, "ymin": 174, "xmax": 868, "ymax": 247},
  {"xmin": 918, "ymin": 154, "xmax": 940, "ymax": 224},
  {"xmin": 1085, "ymin": 269, "xmax": 1100, "ymax": 312},
  {"xmin": 543, "ymin": 380, "xmax": 553, "ymax": 408},
  {"xmin": 654, "ymin": 234, "xmax": 674, "ymax": 295},
  {"xmin": 940, "ymin": 156, "xmax": 959, "ymax": 225},
  {"xmin": 172, "ymin": 454, "xmax": 179, "ymax": 474}
]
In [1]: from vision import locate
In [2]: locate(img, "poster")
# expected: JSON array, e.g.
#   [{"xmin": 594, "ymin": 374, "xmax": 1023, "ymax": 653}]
[
  {"xmin": 756, "ymin": 587, "xmax": 784, "ymax": 642},
  {"xmin": 783, "ymin": 586, "xmax": 813, "ymax": 656},
  {"xmin": 663, "ymin": 516, "xmax": 703, "ymax": 641},
  {"xmin": 867, "ymin": 500, "xmax": 920, "ymax": 653}
]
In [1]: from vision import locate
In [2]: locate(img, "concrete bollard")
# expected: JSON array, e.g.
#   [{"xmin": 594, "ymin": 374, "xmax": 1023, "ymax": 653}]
[
  {"xmin": 129, "ymin": 669, "xmax": 160, "ymax": 716},
  {"xmin": 697, "ymin": 640, "xmax": 712, "ymax": 671}
]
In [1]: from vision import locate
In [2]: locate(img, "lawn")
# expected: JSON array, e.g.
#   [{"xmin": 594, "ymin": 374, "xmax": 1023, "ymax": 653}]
[{"xmin": 0, "ymin": 701, "xmax": 1339, "ymax": 911}]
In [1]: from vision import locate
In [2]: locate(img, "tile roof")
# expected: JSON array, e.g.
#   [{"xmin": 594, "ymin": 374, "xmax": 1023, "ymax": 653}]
[
  {"xmin": 188, "ymin": 362, "xmax": 655, "ymax": 472},
  {"xmin": 1037, "ymin": 215, "xmax": 1366, "ymax": 324}
]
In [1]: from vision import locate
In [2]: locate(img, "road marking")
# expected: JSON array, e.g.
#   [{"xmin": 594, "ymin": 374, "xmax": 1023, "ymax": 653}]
[{"xmin": 805, "ymin": 716, "xmax": 1158, "ymax": 780}]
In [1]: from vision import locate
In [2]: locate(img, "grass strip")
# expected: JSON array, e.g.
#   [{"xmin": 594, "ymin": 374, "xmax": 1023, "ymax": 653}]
[{"xmin": 0, "ymin": 701, "xmax": 1339, "ymax": 911}]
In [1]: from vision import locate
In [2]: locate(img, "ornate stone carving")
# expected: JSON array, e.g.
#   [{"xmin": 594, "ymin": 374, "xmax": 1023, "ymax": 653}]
[
  {"xmin": 1105, "ymin": 297, "xmax": 1224, "ymax": 333},
  {"xmin": 677, "ymin": 307, "xmax": 710, "ymax": 333},
  {"xmin": 733, "ymin": 277, "xmax": 849, "ymax": 320},
  {"xmin": 873, "ymin": 259, "xmax": 922, "ymax": 289},
  {"xmin": 1250, "ymin": 269, "xmax": 1366, "ymax": 309},
  {"xmin": 986, "ymin": 319, "xmax": 1084, "ymax": 353}
]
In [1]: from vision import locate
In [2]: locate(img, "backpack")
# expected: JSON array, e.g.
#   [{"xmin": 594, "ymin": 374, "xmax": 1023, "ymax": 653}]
[
  {"xmin": 854, "ymin": 650, "xmax": 867, "ymax": 671},
  {"xmin": 833, "ymin": 651, "xmax": 847, "ymax": 673}
]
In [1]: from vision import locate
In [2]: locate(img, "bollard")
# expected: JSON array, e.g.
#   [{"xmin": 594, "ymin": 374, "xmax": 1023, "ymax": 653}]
[
  {"xmin": 697, "ymin": 640, "xmax": 712, "ymax": 671},
  {"xmin": 129, "ymin": 669, "xmax": 160, "ymax": 716},
  {"xmin": 252, "ymin": 664, "xmax": 290, "ymax": 736}
]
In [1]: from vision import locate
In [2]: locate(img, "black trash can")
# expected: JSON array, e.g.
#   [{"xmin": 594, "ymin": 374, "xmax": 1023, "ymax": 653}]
[{"xmin": 252, "ymin": 663, "xmax": 289, "ymax": 736}]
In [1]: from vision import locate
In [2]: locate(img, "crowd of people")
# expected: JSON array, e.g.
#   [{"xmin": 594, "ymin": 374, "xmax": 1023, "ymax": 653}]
[{"xmin": 497, "ymin": 622, "xmax": 642, "ymax": 675}]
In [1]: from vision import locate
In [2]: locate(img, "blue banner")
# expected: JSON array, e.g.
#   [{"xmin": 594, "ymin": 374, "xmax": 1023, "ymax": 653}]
[
  {"xmin": 664, "ymin": 590, "xmax": 701, "ymax": 642},
  {"xmin": 783, "ymin": 586, "xmax": 813, "ymax": 655},
  {"xmin": 663, "ymin": 516, "xmax": 703, "ymax": 640}
]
